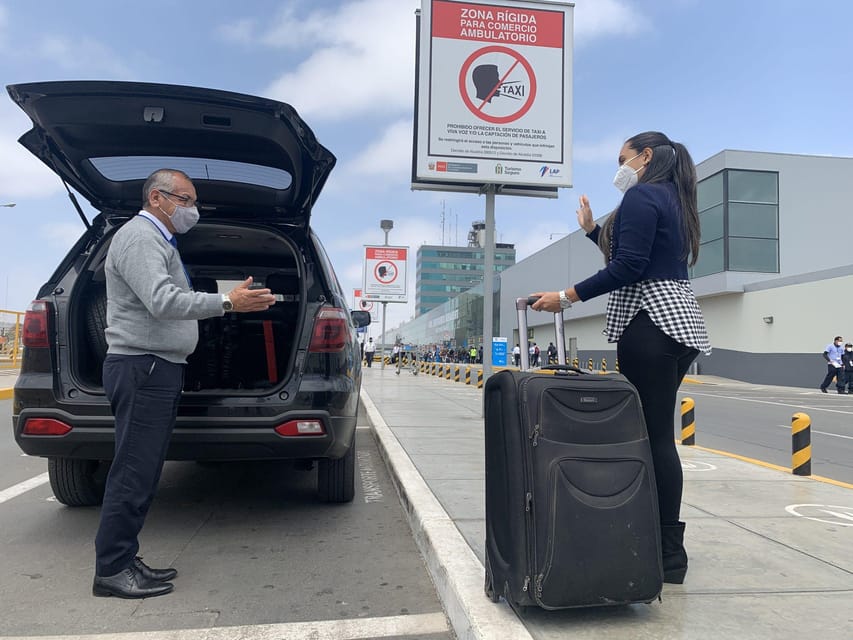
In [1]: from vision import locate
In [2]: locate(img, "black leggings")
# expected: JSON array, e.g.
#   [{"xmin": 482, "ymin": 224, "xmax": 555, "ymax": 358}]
[{"xmin": 617, "ymin": 311, "xmax": 699, "ymax": 525}]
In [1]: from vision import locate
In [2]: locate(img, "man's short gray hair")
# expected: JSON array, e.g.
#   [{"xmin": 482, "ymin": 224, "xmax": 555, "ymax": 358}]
[{"xmin": 141, "ymin": 169, "xmax": 191, "ymax": 208}]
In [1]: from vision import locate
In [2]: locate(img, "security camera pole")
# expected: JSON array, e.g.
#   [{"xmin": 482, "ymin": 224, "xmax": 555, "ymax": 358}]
[{"xmin": 379, "ymin": 219, "xmax": 393, "ymax": 370}]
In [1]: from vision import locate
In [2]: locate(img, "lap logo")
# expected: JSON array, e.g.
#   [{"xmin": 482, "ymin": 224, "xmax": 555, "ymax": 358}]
[{"xmin": 579, "ymin": 396, "xmax": 598, "ymax": 404}]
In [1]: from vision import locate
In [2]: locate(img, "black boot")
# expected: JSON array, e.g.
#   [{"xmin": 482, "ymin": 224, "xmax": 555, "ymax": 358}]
[{"xmin": 661, "ymin": 522, "xmax": 688, "ymax": 584}]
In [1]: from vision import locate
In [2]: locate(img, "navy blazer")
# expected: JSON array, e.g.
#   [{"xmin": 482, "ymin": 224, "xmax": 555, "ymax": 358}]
[{"xmin": 574, "ymin": 182, "xmax": 688, "ymax": 302}]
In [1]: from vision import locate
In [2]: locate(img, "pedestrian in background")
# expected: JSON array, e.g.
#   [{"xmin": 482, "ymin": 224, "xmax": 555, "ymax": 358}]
[
  {"xmin": 841, "ymin": 342, "xmax": 853, "ymax": 394},
  {"xmin": 364, "ymin": 337, "xmax": 376, "ymax": 367},
  {"xmin": 819, "ymin": 335, "xmax": 845, "ymax": 393},
  {"xmin": 530, "ymin": 131, "xmax": 710, "ymax": 584}
]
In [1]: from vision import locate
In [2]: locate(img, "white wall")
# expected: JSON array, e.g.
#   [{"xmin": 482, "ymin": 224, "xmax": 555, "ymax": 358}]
[{"xmin": 498, "ymin": 151, "xmax": 853, "ymax": 361}]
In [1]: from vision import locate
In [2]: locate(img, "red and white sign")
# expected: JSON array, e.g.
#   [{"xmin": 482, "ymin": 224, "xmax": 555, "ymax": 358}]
[
  {"xmin": 353, "ymin": 288, "xmax": 378, "ymax": 322},
  {"xmin": 414, "ymin": 0, "xmax": 573, "ymax": 188},
  {"xmin": 362, "ymin": 246, "xmax": 409, "ymax": 302}
]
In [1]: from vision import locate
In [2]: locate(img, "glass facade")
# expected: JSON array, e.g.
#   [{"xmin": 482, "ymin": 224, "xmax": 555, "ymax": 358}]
[
  {"xmin": 691, "ymin": 169, "xmax": 779, "ymax": 277},
  {"xmin": 416, "ymin": 244, "xmax": 516, "ymax": 316}
]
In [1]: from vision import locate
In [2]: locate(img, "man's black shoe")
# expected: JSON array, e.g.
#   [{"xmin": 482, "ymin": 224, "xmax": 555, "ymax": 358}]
[
  {"xmin": 92, "ymin": 566, "xmax": 173, "ymax": 598},
  {"xmin": 820, "ymin": 387, "xmax": 828, "ymax": 393},
  {"xmin": 134, "ymin": 556, "xmax": 178, "ymax": 582}
]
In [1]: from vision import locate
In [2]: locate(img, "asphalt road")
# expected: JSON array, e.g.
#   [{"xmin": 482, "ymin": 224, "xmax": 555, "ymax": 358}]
[
  {"xmin": 678, "ymin": 379, "xmax": 853, "ymax": 484},
  {"xmin": 0, "ymin": 399, "xmax": 454, "ymax": 640}
]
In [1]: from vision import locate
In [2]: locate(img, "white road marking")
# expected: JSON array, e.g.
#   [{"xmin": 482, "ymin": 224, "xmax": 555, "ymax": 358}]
[
  {"xmin": 357, "ymin": 449, "xmax": 384, "ymax": 503},
  {"xmin": 684, "ymin": 390, "xmax": 853, "ymax": 415},
  {"xmin": 0, "ymin": 473, "xmax": 49, "ymax": 505},
  {"xmin": 774, "ymin": 424, "xmax": 853, "ymax": 440},
  {"xmin": 0, "ymin": 612, "xmax": 449, "ymax": 640}
]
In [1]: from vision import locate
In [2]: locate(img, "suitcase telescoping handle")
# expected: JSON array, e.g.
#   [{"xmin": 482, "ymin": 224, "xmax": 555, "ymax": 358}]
[{"xmin": 515, "ymin": 296, "xmax": 567, "ymax": 371}]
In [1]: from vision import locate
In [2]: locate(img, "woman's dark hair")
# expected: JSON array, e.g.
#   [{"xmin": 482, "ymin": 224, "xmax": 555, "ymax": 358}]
[{"xmin": 598, "ymin": 131, "xmax": 700, "ymax": 266}]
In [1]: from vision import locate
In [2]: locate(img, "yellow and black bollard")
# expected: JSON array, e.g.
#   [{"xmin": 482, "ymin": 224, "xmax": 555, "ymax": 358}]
[
  {"xmin": 680, "ymin": 397, "xmax": 695, "ymax": 445},
  {"xmin": 587, "ymin": 358, "xmax": 593, "ymax": 372},
  {"xmin": 791, "ymin": 412, "xmax": 811, "ymax": 476},
  {"xmin": 572, "ymin": 357, "xmax": 579, "ymax": 369},
  {"xmin": 477, "ymin": 369, "xmax": 484, "ymax": 389},
  {"xmin": 601, "ymin": 358, "xmax": 607, "ymax": 374},
  {"xmin": 465, "ymin": 367, "xmax": 471, "ymax": 385}
]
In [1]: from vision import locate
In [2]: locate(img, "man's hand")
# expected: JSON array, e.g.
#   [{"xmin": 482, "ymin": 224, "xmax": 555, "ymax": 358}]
[
  {"xmin": 227, "ymin": 277, "xmax": 275, "ymax": 313},
  {"xmin": 529, "ymin": 291, "xmax": 562, "ymax": 313},
  {"xmin": 576, "ymin": 195, "xmax": 595, "ymax": 233}
]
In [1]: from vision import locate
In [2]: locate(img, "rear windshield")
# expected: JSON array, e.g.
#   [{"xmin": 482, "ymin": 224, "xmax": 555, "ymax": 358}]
[{"xmin": 89, "ymin": 156, "xmax": 293, "ymax": 189}]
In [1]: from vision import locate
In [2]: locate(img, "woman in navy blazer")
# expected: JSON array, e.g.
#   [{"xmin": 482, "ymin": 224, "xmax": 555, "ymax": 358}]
[{"xmin": 532, "ymin": 131, "xmax": 710, "ymax": 584}]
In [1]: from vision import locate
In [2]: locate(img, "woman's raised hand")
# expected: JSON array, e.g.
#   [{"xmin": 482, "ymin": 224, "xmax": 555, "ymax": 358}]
[{"xmin": 576, "ymin": 195, "xmax": 595, "ymax": 233}]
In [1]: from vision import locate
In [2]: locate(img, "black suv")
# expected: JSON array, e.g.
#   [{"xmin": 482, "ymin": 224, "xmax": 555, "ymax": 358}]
[{"xmin": 8, "ymin": 81, "xmax": 370, "ymax": 506}]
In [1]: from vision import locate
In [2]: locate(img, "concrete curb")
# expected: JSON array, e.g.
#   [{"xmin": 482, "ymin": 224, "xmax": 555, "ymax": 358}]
[
  {"xmin": 0, "ymin": 387, "xmax": 12, "ymax": 400},
  {"xmin": 360, "ymin": 387, "xmax": 533, "ymax": 640}
]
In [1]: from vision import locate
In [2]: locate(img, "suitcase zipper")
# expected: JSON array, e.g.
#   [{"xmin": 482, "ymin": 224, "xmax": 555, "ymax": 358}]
[{"xmin": 519, "ymin": 376, "xmax": 538, "ymax": 602}]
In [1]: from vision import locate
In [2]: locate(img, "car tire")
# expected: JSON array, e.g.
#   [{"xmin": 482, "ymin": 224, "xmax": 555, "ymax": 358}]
[
  {"xmin": 85, "ymin": 283, "xmax": 108, "ymax": 362},
  {"xmin": 47, "ymin": 457, "xmax": 109, "ymax": 507},
  {"xmin": 317, "ymin": 443, "xmax": 355, "ymax": 503}
]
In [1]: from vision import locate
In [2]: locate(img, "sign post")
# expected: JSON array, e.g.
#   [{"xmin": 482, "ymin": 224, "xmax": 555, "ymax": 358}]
[
  {"xmin": 413, "ymin": 0, "xmax": 573, "ymax": 386},
  {"xmin": 363, "ymin": 242, "xmax": 409, "ymax": 369}
]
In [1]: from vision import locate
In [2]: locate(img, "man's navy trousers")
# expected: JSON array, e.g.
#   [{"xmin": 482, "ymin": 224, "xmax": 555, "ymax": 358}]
[{"xmin": 95, "ymin": 354, "xmax": 184, "ymax": 577}]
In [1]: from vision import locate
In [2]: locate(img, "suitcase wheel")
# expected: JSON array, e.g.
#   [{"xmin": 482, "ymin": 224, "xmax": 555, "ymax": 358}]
[{"xmin": 484, "ymin": 564, "xmax": 500, "ymax": 603}]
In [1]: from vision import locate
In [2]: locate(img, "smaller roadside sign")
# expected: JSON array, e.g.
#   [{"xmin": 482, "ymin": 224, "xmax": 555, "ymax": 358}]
[
  {"xmin": 353, "ymin": 288, "xmax": 378, "ymax": 323},
  {"xmin": 363, "ymin": 246, "xmax": 409, "ymax": 302},
  {"xmin": 492, "ymin": 336, "xmax": 508, "ymax": 366}
]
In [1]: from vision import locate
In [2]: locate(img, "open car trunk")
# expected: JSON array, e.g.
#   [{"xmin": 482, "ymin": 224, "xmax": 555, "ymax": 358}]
[{"xmin": 71, "ymin": 221, "xmax": 305, "ymax": 393}]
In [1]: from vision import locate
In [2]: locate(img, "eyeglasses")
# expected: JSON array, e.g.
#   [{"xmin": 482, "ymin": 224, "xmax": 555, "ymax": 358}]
[{"xmin": 158, "ymin": 190, "xmax": 199, "ymax": 208}]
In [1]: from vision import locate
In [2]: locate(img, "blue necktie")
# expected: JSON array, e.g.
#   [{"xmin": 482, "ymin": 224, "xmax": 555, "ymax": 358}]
[{"xmin": 169, "ymin": 236, "xmax": 191, "ymax": 287}]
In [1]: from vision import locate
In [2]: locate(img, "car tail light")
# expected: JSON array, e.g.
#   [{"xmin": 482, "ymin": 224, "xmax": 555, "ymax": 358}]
[
  {"xmin": 274, "ymin": 419, "xmax": 326, "ymax": 436},
  {"xmin": 308, "ymin": 307, "xmax": 349, "ymax": 352},
  {"xmin": 22, "ymin": 418, "xmax": 72, "ymax": 436},
  {"xmin": 22, "ymin": 300, "xmax": 50, "ymax": 348}
]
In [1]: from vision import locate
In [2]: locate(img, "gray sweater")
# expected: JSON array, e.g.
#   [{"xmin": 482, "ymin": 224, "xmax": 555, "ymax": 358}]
[{"xmin": 105, "ymin": 215, "xmax": 223, "ymax": 363}]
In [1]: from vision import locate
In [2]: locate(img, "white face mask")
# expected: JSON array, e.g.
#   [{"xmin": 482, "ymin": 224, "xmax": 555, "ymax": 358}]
[
  {"xmin": 612, "ymin": 153, "xmax": 643, "ymax": 193},
  {"xmin": 160, "ymin": 202, "xmax": 200, "ymax": 234}
]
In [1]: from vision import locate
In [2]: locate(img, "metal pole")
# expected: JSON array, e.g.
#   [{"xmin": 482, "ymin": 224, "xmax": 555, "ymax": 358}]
[
  {"xmin": 380, "ymin": 227, "xmax": 390, "ymax": 370},
  {"xmin": 482, "ymin": 186, "xmax": 496, "ymax": 380}
]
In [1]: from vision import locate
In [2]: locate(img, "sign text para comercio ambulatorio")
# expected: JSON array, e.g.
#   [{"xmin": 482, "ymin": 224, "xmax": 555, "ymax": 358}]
[{"xmin": 459, "ymin": 7, "xmax": 539, "ymax": 43}]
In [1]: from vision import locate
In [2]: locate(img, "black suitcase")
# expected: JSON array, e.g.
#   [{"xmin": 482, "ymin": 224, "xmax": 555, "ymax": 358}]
[{"xmin": 483, "ymin": 297, "xmax": 663, "ymax": 612}]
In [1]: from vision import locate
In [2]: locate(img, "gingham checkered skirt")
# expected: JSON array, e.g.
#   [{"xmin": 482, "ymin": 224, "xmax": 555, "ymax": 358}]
[{"xmin": 604, "ymin": 279, "xmax": 711, "ymax": 354}]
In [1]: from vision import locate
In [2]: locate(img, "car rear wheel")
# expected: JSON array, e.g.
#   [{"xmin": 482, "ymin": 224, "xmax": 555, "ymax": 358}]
[
  {"xmin": 317, "ymin": 444, "xmax": 355, "ymax": 503},
  {"xmin": 47, "ymin": 457, "xmax": 109, "ymax": 506}
]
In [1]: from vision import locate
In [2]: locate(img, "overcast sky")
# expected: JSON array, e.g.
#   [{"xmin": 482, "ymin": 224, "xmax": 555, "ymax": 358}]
[{"xmin": 1, "ymin": 0, "xmax": 851, "ymax": 333}]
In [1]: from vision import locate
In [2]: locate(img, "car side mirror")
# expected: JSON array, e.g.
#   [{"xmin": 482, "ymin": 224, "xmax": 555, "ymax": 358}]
[{"xmin": 351, "ymin": 310, "xmax": 371, "ymax": 328}]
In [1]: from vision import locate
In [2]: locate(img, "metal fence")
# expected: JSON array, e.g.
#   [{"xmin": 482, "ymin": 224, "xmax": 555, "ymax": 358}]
[{"xmin": 0, "ymin": 309, "xmax": 24, "ymax": 370}]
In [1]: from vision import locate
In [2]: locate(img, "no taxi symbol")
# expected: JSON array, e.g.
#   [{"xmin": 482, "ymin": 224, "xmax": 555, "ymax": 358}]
[
  {"xmin": 785, "ymin": 503, "xmax": 853, "ymax": 527},
  {"xmin": 458, "ymin": 45, "xmax": 537, "ymax": 124}
]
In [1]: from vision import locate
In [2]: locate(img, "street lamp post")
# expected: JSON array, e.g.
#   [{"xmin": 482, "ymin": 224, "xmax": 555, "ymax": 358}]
[{"xmin": 379, "ymin": 219, "xmax": 394, "ymax": 370}]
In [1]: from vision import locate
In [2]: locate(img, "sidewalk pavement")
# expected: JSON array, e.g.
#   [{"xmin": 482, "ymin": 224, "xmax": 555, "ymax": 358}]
[
  {"xmin": 0, "ymin": 369, "xmax": 18, "ymax": 400},
  {"xmin": 360, "ymin": 366, "xmax": 853, "ymax": 640}
]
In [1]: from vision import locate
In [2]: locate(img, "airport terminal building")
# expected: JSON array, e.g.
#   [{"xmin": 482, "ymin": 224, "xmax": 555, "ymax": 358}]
[{"xmin": 389, "ymin": 151, "xmax": 853, "ymax": 388}]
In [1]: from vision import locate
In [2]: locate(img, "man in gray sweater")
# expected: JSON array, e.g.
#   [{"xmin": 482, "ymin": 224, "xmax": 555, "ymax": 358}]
[{"xmin": 93, "ymin": 168, "xmax": 274, "ymax": 599}]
